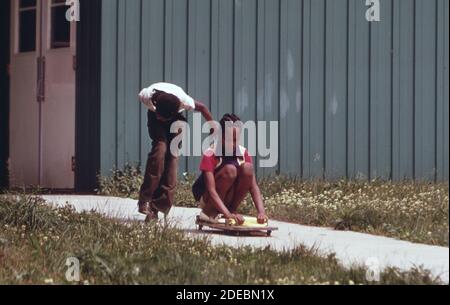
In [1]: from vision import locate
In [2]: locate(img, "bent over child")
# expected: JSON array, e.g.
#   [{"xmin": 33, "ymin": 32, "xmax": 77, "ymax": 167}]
[{"xmin": 138, "ymin": 82, "xmax": 213, "ymax": 221}]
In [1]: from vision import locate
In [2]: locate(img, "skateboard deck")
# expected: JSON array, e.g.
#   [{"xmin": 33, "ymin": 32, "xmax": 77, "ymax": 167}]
[{"xmin": 195, "ymin": 216, "xmax": 278, "ymax": 236}]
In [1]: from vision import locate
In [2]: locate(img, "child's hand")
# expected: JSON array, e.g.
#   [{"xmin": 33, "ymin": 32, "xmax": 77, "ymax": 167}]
[
  {"xmin": 257, "ymin": 213, "xmax": 268, "ymax": 224},
  {"xmin": 227, "ymin": 213, "xmax": 245, "ymax": 225}
]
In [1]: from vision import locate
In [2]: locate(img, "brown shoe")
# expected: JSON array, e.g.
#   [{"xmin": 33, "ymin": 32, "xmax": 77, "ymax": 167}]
[
  {"xmin": 151, "ymin": 194, "xmax": 172, "ymax": 215},
  {"xmin": 138, "ymin": 201, "xmax": 158, "ymax": 217},
  {"xmin": 144, "ymin": 211, "xmax": 158, "ymax": 223}
]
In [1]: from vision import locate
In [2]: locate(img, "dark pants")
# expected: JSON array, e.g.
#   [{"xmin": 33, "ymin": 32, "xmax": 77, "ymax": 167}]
[{"xmin": 139, "ymin": 111, "xmax": 186, "ymax": 213}]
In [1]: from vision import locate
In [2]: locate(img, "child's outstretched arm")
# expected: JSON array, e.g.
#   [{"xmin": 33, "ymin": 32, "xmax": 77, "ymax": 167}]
[
  {"xmin": 249, "ymin": 175, "xmax": 267, "ymax": 224},
  {"xmin": 194, "ymin": 101, "xmax": 214, "ymax": 123}
]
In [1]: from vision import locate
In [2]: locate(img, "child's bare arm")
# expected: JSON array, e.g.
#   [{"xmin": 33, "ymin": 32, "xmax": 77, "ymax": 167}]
[
  {"xmin": 194, "ymin": 101, "xmax": 214, "ymax": 122},
  {"xmin": 203, "ymin": 172, "xmax": 232, "ymax": 217},
  {"xmin": 249, "ymin": 175, "xmax": 267, "ymax": 223}
]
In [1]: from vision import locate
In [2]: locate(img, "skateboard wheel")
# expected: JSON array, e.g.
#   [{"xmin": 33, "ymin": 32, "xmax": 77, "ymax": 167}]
[
  {"xmin": 267, "ymin": 231, "xmax": 272, "ymax": 237},
  {"xmin": 198, "ymin": 225, "xmax": 203, "ymax": 231}
]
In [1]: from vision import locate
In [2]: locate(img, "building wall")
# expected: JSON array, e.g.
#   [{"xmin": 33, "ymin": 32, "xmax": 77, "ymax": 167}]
[{"xmin": 100, "ymin": 0, "xmax": 449, "ymax": 181}]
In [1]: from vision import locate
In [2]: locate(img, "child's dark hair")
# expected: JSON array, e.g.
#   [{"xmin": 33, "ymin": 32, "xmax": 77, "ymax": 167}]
[
  {"xmin": 219, "ymin": 114, "xmax": 241, "ymax": 156},
  {"xmin": 152, "ymin": 90, "xmax": 181, "ymax": 120},
  {"xmin": 220, "ymin": 113, "xmax": 241, "ymax": 135}
]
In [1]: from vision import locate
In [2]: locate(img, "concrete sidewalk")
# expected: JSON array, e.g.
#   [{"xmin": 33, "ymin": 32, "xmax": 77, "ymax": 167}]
[{"xmin": 40, "ymin": 195, "xmax": 449, "ymax": 283}]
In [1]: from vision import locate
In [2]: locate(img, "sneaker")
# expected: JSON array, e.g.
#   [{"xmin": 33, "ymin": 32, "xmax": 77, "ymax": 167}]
[{"xmin": 198, "ymin": 211, "xmax": 224, "ymax": 224}]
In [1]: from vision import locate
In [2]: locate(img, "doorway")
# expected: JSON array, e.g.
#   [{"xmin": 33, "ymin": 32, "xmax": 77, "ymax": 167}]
[
  {"xmin": 9, "ymin": 0, "xmax": 76, "ymax": 189},
  {"xmin": 0, "ymin": 1, "xmax": 11, "ymax": 189}
]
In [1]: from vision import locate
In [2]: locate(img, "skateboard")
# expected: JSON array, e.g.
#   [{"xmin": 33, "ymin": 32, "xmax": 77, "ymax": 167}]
[{"xmin": 195, "ymin": 216, "xmax": 278, "ymax": 237}]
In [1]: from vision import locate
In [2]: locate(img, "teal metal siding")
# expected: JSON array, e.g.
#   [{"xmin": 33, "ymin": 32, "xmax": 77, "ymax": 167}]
[
  {"xmin": 348, "ymin": 0, "xmax": 370, "ymax": 180},
  {"xmin": 100, "ymin": 0, "xmax": 449, "ymax": 181}
]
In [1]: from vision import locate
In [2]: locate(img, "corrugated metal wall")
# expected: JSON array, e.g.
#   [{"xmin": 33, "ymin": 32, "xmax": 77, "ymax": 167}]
[{"xmin": 100, "ymin": 0, "xmax": 449, "ymax": 181}]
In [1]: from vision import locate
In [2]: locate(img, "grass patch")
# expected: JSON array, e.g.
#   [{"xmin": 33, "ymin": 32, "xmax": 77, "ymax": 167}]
[
  {"xmin": 97, "ymin": 166, "xmax": 449, "ymax": 246},
  {"xmin": 0, "ymin": 194, "xmax": 443, "ymax": 285}
]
